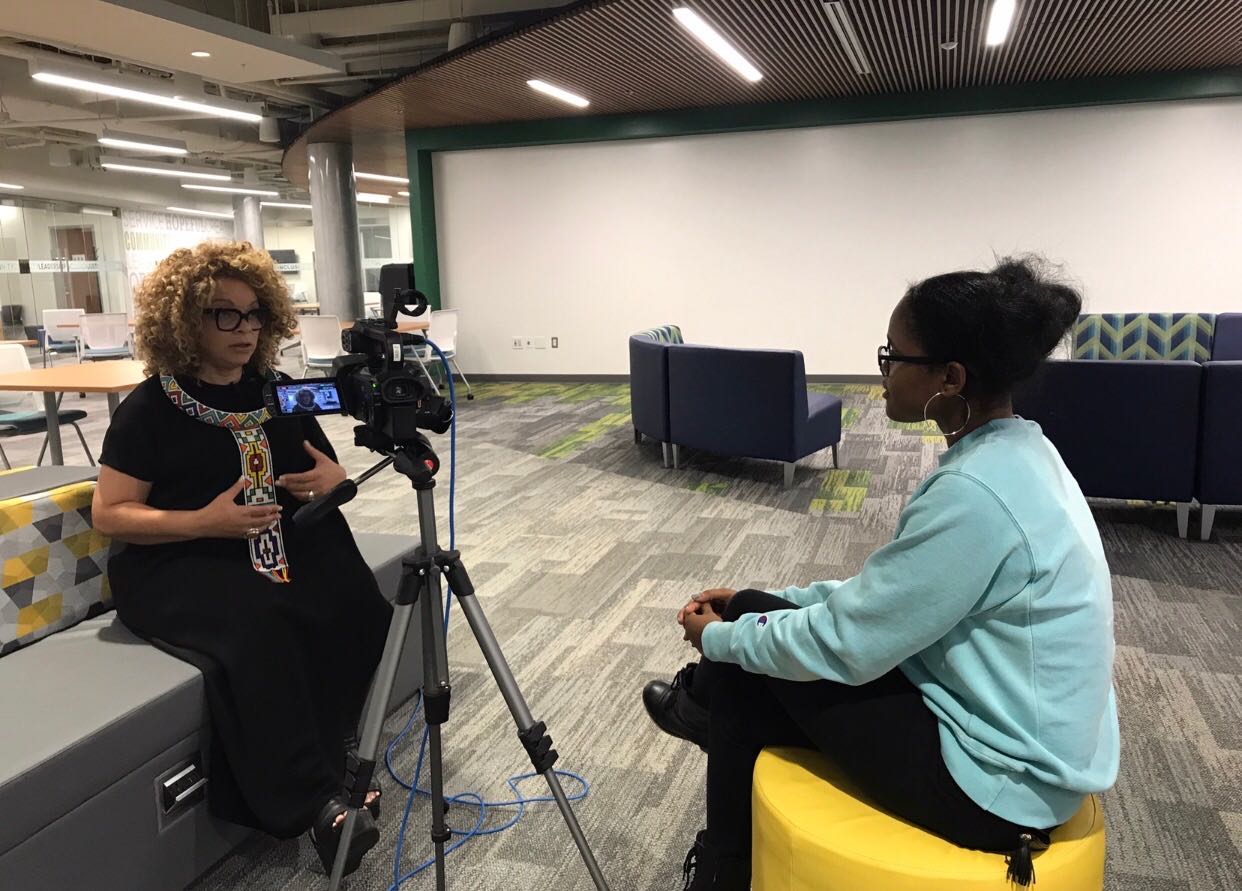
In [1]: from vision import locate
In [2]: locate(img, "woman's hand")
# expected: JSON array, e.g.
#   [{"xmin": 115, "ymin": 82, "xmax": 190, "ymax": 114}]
[
  {"xmin": 194, "ymin": 477, "xmax": 282, "ymax": 539},
  {"xmin": 275, "ymin": 441, "xmax": 348, "ymax": 502},
  {"xmin": 677, "ymin": 588, "xmax": 737, "ymax": 625},
  {"xmin": 682, "ymin": 608, "xmax": 722, "ymax": 655}
]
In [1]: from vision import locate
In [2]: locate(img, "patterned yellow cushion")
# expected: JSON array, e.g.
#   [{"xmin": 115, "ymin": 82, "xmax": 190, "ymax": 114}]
[{"xmin": 0, "ymin": 478, "xmax": 111, "ymax": 658}]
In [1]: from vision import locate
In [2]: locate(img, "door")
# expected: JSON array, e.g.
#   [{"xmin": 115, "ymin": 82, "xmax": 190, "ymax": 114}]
[{"xmin": 51, "ymin": 226, "xmax": 103, "ymax": 314}]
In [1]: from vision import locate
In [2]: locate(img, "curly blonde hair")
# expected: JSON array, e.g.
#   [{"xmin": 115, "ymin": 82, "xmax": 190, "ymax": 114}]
[{"xmin": 133, "ymin": 240, "xmax": 298, "ymax": 376}]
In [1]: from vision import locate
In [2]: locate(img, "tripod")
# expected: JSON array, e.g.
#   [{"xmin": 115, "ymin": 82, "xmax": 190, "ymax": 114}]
[{"xmin": 305, "ymin": 430, "xmax": 611, "ymax": 891}]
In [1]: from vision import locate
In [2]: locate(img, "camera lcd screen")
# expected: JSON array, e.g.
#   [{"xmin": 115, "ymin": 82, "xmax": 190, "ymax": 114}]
[{"xmin": 272, "ymin": 380, "xmax": 342, "ymax": 416}]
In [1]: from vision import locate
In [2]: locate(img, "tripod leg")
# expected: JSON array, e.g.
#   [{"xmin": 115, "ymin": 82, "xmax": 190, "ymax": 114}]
[
  {"xmin": 449, "ymin": 589, "xmax": 612, "ymax": 891},
  {"xmin": 420, "ymin": 560, "xmax": 453, "ymax": 891}
]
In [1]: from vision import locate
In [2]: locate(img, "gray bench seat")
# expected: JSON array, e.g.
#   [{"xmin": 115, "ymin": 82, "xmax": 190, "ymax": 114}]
[{"xmin": 0, "ymin": 531, "xmax": 420, "ymax": 891}]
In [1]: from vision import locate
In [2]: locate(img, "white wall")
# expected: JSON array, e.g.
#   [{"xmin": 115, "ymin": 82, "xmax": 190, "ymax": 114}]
[{"xmin": 435, "ymin": 97, "xmax": 1242, "ymax": 376}]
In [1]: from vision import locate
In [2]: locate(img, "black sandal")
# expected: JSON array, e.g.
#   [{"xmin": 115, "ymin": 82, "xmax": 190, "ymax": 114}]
[
  {"xmin": 309, "ymin": 795, "xmax": 379, "ymax": 877},
  {"xmin": 344, "ymin": 734, "xmax": 383, "ymax": 821}
]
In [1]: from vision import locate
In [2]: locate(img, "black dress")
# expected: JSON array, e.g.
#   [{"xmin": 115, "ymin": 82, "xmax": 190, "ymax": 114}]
[{"xmin": 101, "ymin": 371, "xmax": 393, "ymax": 838}]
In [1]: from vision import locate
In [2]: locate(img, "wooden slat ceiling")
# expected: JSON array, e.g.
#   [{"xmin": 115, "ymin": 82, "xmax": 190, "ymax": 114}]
[{"xmin": 283, "ymin": 0, "xmax": 1242, "ymax": 187}]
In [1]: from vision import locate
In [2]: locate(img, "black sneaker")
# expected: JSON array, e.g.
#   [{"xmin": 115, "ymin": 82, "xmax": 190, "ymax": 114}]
[
  {"xmin": 680, "ymin": 829, "xmax": 749, "ymax": 891},
  {"xmin": 643, "ymin": 663, "xmax": 710, "ymax": 750}
]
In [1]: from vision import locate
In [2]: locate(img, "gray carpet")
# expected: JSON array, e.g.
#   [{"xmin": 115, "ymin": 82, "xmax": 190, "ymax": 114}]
[{"xmin": 4, "ymin": 371, "xmax": 1238, "ymax": 890}]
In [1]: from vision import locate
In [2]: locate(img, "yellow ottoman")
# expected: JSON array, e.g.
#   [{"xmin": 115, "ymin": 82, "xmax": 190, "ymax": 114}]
[{"xmin": 752, "ymin": 747, "xmax": 1104, "ymax": 891}]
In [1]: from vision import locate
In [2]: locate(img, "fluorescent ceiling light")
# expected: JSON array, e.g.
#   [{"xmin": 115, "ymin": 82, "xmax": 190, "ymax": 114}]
[
  {"xmin": 167, "ymin": 206, "xmax": 232, "ymax": 218},
  {"xmin": 985, "ymin": 0, "xmax": 1016, "ymax": 46},
  {"xmin": 355, "ymin": 171, "xmax": 409, "ymax": 184},
  {"xmin": 100, "ymin": 155, "xmax": 230, "ymax": 181},
  {"xmin": 526, "ymin": 79, "xmax": 590, "ymax": 108},
  {"xmin": 191, "ymin": 51, "xmax": 212, "ymax": 58},
  {"xmin": 261, "ymin": 201, "xmax": 312, "ymax": 210},
  {"xmin": 182, "ymin": 184, "xmax": 279, "ymax": 196},
  {"xmin": 99, "ymin": 129, "xmax": 188, "ymax": 155},
  {"xmin": 32, "ymin": 69, "xmax": 262, "ymax": 122},
  {"xmin": 823, "ymin": 2, "xmax": 873, "ymax": 76},
  {"xmin": 672, "ymin": 8, "xmax": 763, "ymax": 83},
  {"xmin": 397, "ymin": 191, "xmax": 410, "ymax": 197},
  {"xmin": 0, "ymin": 183, "xmax": 24, "ymax": 190},
  {"xmin": 356, "ymin": 192, "xmax": 392, "ymax": 204},
  {"xmin": 81, "ymin": 207, "xmax": 115, "ymax": 216}
]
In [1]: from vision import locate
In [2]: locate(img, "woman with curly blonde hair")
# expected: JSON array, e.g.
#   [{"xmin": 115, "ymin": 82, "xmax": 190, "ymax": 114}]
[{"xmin": 92, "ymin": 241, "xmax": 391, "ymax": 875}]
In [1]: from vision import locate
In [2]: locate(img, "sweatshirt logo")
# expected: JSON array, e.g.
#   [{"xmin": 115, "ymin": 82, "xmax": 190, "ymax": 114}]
[{"xmin": 756, "ymin": 614, "xmax": 768, "ymax": 627}]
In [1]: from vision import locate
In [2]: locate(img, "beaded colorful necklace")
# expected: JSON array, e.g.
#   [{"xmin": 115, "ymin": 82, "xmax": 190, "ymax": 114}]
[{"xmin": 161, "ymin": 374, "xmax": 291, "ymax": 583}]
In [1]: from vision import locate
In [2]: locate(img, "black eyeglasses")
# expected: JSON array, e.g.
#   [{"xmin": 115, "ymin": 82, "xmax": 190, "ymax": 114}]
[
  {"xmin": 203, "ymin": 307, "xmax": 270, "ymax": 332},
  {"xmin": 877, "ymin": 344, "xmax": 950, "ymax": 377}
]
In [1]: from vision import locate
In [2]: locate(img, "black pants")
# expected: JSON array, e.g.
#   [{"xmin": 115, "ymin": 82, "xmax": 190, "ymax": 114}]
[{"xmin": 698, "ymin": 590, "xmax": 1046, "ymax": 870}]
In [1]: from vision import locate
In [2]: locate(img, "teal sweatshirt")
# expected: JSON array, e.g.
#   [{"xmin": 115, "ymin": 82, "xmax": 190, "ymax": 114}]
[{"xmin": 701, "ymin": 418, "xmax": 1120, "ymax": 828}]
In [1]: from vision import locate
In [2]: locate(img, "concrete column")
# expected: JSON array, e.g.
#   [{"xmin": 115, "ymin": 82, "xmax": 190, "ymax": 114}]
[
  {"xmin": 307, "ymin": 141, "xmax": 364, "ymax": 321},
  {"xmin": 232, "ymin": 195, "xmax": 264, "ymax": 248}
]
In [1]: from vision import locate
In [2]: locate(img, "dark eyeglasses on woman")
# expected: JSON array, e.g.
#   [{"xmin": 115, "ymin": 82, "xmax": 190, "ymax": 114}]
[
  {"xmin": 204, "ymin": 307, "xmax": 270, "ymax": 332},
  {"xmin": 877, "ymin": 344, "xmax": 949, "ymax": 377}
]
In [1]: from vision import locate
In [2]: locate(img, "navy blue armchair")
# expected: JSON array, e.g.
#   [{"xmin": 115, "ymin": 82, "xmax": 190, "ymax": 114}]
[
  {"xmin": 1013, "ymin": 359, "xmax": 1202, "ymax": 537},
  {"xmin": 666, "ymin": 343, "xmax": 841, "ymax": 486},
  {"xmin": 629, "ymin": 326, "xmax": 683, "ymax": 467},
  {"xmin": 1197, "ymin": 313, "xmax": 1242, "ymax": 539}
]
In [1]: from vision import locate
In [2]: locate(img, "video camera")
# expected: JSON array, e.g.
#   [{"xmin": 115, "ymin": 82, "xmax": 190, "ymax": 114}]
[{"xmin": 264, "ymin": 271, "xmax": 453, "ymax": 446}]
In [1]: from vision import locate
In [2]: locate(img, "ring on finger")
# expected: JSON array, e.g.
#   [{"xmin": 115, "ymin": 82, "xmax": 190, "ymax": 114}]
[{"xmin": 246, "ymin": 527, "xmax": 260, "ymax": 537}]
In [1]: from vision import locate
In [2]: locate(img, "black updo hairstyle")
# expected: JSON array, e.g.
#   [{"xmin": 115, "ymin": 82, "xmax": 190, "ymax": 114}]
[{"xmin": 902, "ymin": 256, "xmax": 1082, "ymax": 399}]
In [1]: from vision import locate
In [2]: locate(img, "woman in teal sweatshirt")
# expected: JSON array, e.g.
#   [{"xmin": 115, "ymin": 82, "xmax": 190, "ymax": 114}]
[{"xmin": 646, "ymin": 257, "xmax": 1120, "ymax": 890}]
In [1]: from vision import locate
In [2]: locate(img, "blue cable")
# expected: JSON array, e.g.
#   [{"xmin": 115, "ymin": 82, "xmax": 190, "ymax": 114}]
[{"xmin": 383, "ymin": 339, "xmax": 591, "ymax": 890}]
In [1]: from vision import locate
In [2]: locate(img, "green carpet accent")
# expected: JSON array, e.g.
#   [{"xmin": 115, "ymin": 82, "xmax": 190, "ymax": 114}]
[
  {"xmin": 810, "ymin": 469, "xmax": 873, "ymax": 515},
  {"xmin": 473, "ymin": 381, "xmax": 630, "ymax": 405},
  {"xmin": 538, "ymin": 411, "xmax": 633, "ymax": 459}
]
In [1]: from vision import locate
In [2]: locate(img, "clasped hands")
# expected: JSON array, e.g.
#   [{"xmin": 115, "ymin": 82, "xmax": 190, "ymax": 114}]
[{"xmin": 678, "ymin": 588, "xmax": 736, "ymax": 654}]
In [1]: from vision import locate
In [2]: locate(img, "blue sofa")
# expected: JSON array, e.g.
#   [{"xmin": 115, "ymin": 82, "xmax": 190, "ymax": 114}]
[
  {"xmin": 1197, "ymin": 312, "xmax": 1242, "ymax": 540},
  {"xmin": 1013, "ymin": 312, "xmax": 1230, "ymax": 539},
  {"xmin": 629, "ymin": 327, "xmax": 842, "ymax": 486}
]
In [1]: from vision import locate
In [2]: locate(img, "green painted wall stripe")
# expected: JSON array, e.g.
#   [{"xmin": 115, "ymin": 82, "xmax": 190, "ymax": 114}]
[
  {"xmin": 407, "ymin": 148, "xmax": 441, "ymax": 310},
  {"xmin": 406, "ymin": 66, "xmax": 1242, "ymax": 304}
]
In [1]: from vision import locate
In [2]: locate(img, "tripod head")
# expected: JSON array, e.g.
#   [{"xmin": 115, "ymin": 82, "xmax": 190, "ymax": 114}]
[{"xmin": 292, "ymin": 425, "xmax": 442, "ymax": 528}]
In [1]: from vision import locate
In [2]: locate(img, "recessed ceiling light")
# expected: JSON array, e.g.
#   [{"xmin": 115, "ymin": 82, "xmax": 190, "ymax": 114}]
[
  {"xmin": 99, "ymin": 128, "xmax": 189, "ymax": 155},
  {"xmin": 823, "ymin": 2, "xmax": 873, "ymax": 76},
  {"xmin": 355, "ymin": 171, "xmax": 409, "ymax": 184},
  {"xmin": 261, "ymin": 201, "xmax": 313, "ymax": 210},
  {"xmin": 986, "ymin": 0, "xmax": 1017, "ymax": 46},
  {"xmin": 32, "ymin": 65, "xmax": 261, "ymax": 122},
  {"xmin": 672, "ymin": 8, "xmax": 763, "ymax": 83},
  {"xmin": 527, "ymin": 79, "xmax": 590, "ymax": 108},
  {"xmin": 167, "ymin": 206, "xmax": 232, "ymax": 218},
  {"xmin": 182, "ymin": 184, "xmax": 280, "ymax": 196},
  {"xmin": 100, "ymin": 155, "xmax": 231, "ymax": 181},
  {"xmin": 191, "ymin": 51, "xmax": 212, "ymax": 58},
  {"xmin": 0, "ymin": 182, "xmax": 24, "ymax": 190},
  {"xmin": 356, "ymin": 192, "xmax": 392, "ymax": 204}
]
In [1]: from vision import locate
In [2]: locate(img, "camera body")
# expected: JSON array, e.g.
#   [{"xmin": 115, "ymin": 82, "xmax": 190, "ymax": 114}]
[
  {"xmin": 264, "ymin": 286, "xmax": 453, "ymax": 445},
  {"xmin": 334, "ymin": 287, "xmax": 453, "ymax": 441}
]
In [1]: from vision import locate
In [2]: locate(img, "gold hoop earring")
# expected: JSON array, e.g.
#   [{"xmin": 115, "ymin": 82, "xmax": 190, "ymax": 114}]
[{"xmin": 923, "ymin": 392, "xmax": 971, "ymax": 437}]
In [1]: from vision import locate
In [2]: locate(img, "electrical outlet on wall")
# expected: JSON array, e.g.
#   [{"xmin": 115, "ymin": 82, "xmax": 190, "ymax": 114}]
[
  {"xmin": 551, "ymin": 337, "xmax": 559, "ymax": 348},
  {"xmin": 512, "ymin": 337, "xmax": 523, "ymax": 349},
  {"xmin": 523, "ymin": 337, "xmax": 535, "ymax": 349}
]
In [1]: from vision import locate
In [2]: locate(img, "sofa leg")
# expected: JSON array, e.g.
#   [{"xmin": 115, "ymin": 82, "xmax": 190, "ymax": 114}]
[
  {"xmin": 783, "ymin": 462, "xmax": 795, "ymax": 488},
  {"xmin": 672, "ymin": 444, "xmax": 681, "ymax": 470},
  {"xmin": 1175, "ymin": 502, "xmax": 1190, "ymax": 539},
  {"xmin": 1201, "ymin": 505, "xmax": 1217, "ymax": 542},
  {"xmin": 661, "ymin": 442, "xmax": 671, "ymax": 469},
  {"xmin": 831, "ymin": 443, "xmax": 839, "ymax": 469},
  {"xmin": 634, "ymin": 428, "xmax": 642, "ymax": 445}
]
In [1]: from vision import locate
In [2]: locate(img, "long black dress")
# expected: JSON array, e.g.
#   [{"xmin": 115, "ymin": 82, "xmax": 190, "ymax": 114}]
[{"xmin": 101, "ymin": 371, "xmax": 393, "ymax": 838}]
